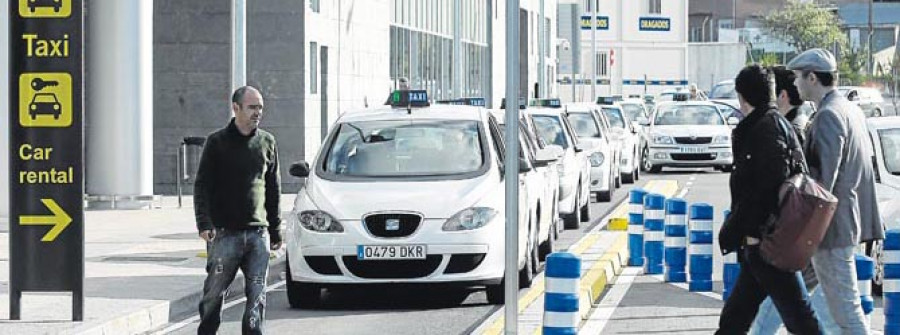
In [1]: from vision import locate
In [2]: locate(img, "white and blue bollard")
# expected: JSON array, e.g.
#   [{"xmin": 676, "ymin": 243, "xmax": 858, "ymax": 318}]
[
  {"xmin": 722, "ymin": 209, "xmax": 741, "ymax": 301},
  {"xmin": 855, "ymin": 253, "xmax": 875, "ymax": 316},
  {"xmin": 628, "ymin": 189, "xmax": 648, "ymax": 267},
  {"xmin": 883, "ymin": 229, "xmax": 900, "ymax": 334},
  {"xmin": 543, "ymin": 252, "xmax": 581, "ymax": 335},
  {"xmin": 664, "ymin": 198, "xmax": 688, "ymax": 283},
  {"xmin": 689, "ymin": 203, "xmax": 714, "ymax": 292},
  {"xmin": 643, "ymin": 193, "xmax": 666, "ymax": 275}
]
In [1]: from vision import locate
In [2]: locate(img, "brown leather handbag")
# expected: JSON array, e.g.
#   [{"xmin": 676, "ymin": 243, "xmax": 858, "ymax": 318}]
[{"xmin": 759, "ymin": 115, "xmax": 838, "ymax": 272}]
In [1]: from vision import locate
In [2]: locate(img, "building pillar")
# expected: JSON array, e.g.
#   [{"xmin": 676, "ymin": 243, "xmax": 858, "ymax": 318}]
[{"xmin": 86, "ymin": 0, "xmax": 153, "ymax": 209}]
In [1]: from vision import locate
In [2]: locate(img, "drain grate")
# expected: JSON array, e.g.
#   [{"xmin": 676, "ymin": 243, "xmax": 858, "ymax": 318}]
[{"xmin": 102, "ymin": 256, "xmax": 189, "ymax": 263}]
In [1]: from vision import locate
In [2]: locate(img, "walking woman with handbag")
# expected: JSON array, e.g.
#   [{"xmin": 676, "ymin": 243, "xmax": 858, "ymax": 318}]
[{"xmin": 715, "ymin": 64, "xmax": 821, "ymax": 335}]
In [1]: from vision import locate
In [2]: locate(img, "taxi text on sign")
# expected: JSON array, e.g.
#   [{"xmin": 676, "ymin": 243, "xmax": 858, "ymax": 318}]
[{"xmin": 8, "ymin": 0, "xmax": 84, "ymax": 321}]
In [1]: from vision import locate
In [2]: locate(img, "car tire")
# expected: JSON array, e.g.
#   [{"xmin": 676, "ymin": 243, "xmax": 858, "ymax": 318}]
[
  {"xmin": 720, "ymin": 165, "xmax": 734, "ymax": 173},
  {"xmin": 539, "ymin": 224, "xmax": 554, "ymax": 262},
  {"xmin": 531, "ymin": 233, "xmax": 541, "ymax": 274},
  {"xmin": 486, "ymin": 280, "xmax": 505, "ymax": 304},
  {"xmin": 579, "ymin": 190, "xmax": 591, "ymax": 223},
  {"xmin": 286, "ymin": 256, "xmax": 322, "ymax": 309},
  {"xmin": 519, "ymin": 235, "xmax": 535, "ymax": 288},
  {"xmin": 649, "ymin": 165, "xmax": 662, "ymax": 173},
  {"xmin": 633, "ymin": 166, "xmax": 640, "ymax": 181},
  {"xmin": 614, "ymin": 173, "xmax": 622, "ymax": 188},
  {"xmin": 562, "ymin": 192, "xmax": 581, "ymax": 230},
  {"xmin": 641, "ymin": 147, "xmax": 651, "ymax": 172},
  {"xmin": 597, "ymin": 189, "xmax": 611, "ymax": 202},
  {"xmin": 621, "ymin": 170, "xmax": 635, "ymax": 184}
]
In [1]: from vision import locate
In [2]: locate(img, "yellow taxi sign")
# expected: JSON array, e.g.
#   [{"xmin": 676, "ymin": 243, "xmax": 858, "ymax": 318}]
[
  {"xmin": 19, "ymin": 0, "xmax": 72, "ymax": 18},
  {"xmin": 19, "ymin": 72, "xmax": 72, "ymax": 127}
]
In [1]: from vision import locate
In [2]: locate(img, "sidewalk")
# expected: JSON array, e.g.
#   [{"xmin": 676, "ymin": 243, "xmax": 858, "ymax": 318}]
[{"xmin": 0, "ymin": 195, "xmax": 293, "ymax": 335}]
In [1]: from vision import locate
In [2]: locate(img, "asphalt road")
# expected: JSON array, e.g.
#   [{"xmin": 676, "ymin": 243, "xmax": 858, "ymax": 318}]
[{"xmin": 165, "ymin": 168, "xmax": 728, "ymax": 335}]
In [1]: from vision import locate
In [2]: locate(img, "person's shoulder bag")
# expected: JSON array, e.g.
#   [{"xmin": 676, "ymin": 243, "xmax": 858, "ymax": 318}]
[{"xmin": 759, "ymin": 114, "xmax": 838, "ymax": 272}]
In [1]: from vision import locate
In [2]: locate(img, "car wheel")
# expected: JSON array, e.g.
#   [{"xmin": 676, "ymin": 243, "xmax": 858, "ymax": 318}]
[
  {"xmin": 649, "ymin": 165, "xmax": 662, "ymax": 173},
  {"xmin": 633, "ymin": 166, "xmax": 640, "ymax": 181},
  {"xmin": 519, "ymin": 234, "xmax": 535, "ymax": 288},
  {"xmin": 641, "ymin": 147, "xmax": 651, "ymax": 172},
  {"xmin": 621, "ymin": 170, "xmax": 635, "ymax": 184},
  {"xmin": 531, "ymin": 233, "xmax": 541, "ymax": 274},
  {"xmin": 539, "ymin": 223, "xmax": 554, "ymax": 262},
  {"xmin": 286, "ymin": 256, "xmax": 322, "ymax": 309},
  {"xmin": 562, "ymin": 192, "xmax": 581, "ymax": 230},
  {"xmin": 597, "ymin": 189, "xmax": 611, "ymax": 202},
  {"xmin": 486, "ymin": 280, "xmax": 505, "ymax": 304},
  {"xmin": 579, "ymin": 189, "xmax": 591, "ymax": 223}
]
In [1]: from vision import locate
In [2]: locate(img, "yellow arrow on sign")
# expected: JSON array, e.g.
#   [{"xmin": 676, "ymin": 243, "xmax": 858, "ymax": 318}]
[{"xmin": 19, "ymin": 198, "xmax": 72, "ymax": 242}]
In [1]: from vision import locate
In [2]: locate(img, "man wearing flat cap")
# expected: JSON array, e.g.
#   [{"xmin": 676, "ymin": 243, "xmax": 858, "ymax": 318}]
[{"xmin": 787, "ymin": 48, "xmax": 883, "ymax": 334}]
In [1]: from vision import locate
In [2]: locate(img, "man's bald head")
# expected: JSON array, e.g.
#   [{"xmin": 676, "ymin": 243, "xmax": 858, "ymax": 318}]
[{"xmin": 232, "ymin": 86, "xmax": 261, "ymax": 105}]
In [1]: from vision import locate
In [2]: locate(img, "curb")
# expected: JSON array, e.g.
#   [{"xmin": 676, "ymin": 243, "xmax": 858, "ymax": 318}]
[
  {"xmin": 578, "ymin": 233, "xmax": 628, "ymax": 322},
  {"xmin": 74, "ymin": 255, "xmax": 286, "ymax": 335}
]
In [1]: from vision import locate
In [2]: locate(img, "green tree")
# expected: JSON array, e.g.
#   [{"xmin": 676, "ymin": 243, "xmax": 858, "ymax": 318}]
[
  {"xmin": 762, "ymin": 0, "xmax": 847, "ymax": 52},
  {"xmin": 839, "ymin": 47, "xmax": 868, "ymax": 85}
]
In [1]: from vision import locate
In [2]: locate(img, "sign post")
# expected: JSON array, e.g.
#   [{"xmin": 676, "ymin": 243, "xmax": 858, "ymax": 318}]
[{"xmin": 9, "ymin": 0, "xmax": 84, "ymax": 321}]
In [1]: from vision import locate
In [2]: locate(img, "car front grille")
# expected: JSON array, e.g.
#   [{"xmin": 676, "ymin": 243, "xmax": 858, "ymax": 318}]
[
  {"xmin": 363, "ymin": 213, "xmax": 422, "ymax": 238},
  {"xmin": 671, "ymin": 153, "xmax": 717, "ymax": 161},
  {"xmin": 342, "ymin": 255, "xmax": 443, "ymax": 279},
  {"xmin": 674, "ymin": 137, "xmax": 712, "ymax": 144}
]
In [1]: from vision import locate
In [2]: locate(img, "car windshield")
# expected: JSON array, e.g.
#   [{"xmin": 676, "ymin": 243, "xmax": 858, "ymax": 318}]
[
  {"xmin": 601, "ymin": 108, "xmax": 627, "ymax": 129},
  {"xmin": 566, "ymin": 113, "xmax": 601, "ymax": 138},
  {"xmin": 879, "ymin": 129, "xmax": 900, "ymax": 175},
  {"xmin": 324, "ymin": 120, "xmax": 483, "ymax": 177},
  {"xmin": 620, "ymin": 103, "xmax": 646, "ymax": 122},
  {"xmin": 654, "ymin": 105, "xmax": 724, "ymax": 126},
  {"xmin": 532, "ymin": 115, "xmax": 569, "ymax": 149},
  {"xmin": 710, "ymin": 83, "xmax": 737, "ymax": 99}
]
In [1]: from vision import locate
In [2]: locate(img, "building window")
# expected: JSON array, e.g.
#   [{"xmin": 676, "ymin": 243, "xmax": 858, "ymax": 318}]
[
  {"xmin": 310, "ymin": 42, "xmax": 318, "ymax": 94},
  {"xmin": 646, "ymin": 0, "xmax": 661, "ymax": 15},
  {"xmin": 310, "ymin": 0, "xmax": 320, "ymax": 13},
  {"xmin": 596, "ymin": 52, "xmax": 608, "ymax": 77}
]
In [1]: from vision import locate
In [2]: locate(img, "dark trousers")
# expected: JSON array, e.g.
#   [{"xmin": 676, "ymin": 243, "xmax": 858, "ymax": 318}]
[
  {"xmin": 198, "ymin": 227, "xmax": 270, "ymax": 335},
  {"xmin": 716, "ymin": 245, "xmax": 821, "ymax": 335}
]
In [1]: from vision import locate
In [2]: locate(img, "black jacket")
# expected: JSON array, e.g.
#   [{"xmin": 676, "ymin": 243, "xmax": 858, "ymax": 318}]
[{"xmin": 720, "ymin": 107, "xmax": 797, "ymax": 254}]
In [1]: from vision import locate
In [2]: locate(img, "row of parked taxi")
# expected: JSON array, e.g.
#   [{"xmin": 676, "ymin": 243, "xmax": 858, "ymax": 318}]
[{"xmin": 278, "ymin": 89, "xmax": 750, "ymax": 308}]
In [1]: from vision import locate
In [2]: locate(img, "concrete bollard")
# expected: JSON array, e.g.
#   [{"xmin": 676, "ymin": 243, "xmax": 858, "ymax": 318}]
[
  {"xmin": 643, "ymin": 193, "xmax": 666, "ymax": 275},
  {"xmin": 543, "ymin": 252, "xmax": 581, "ymax": 335},
  {"xmin": 883, "ymin": 229, "xmax": 900, "ymax": 334},
  {"xmin": 664, "ymin": 198, "xmax": 688, "ymax": 283},
  {"xmin": 855, "ymin": 253, "xmax": 875, "ymax": 316},
  {"xmin": 688, "ymin": 203, "xmax": 714, "ymax": 292},
  {"xmin": 722, "ymin": 209, "xmax": 740, "ymax": 301},
  {"xmin": 628, "ymin": 189, "xmax": 648, "ymax": 267}
]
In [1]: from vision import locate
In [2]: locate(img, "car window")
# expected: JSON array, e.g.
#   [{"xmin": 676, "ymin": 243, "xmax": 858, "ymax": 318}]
[
  {"xmin": 620, "ymin": 103, "xmax": 646, "ymax": 122},
  {"xmin": 566, "ymin": 112, "xmax": 601, "ymax": 138},
  {"xmin": 532, "ymin": 115, "xmax": 570, "ymax": 149},
  {"xmin": 878, "ymin": 129, "xmax": 900, "ymax": 175},
  {"xmin": 709, "ymin": 83, "xmax": 737, "ymax": 99},
  {"xmin": 324, "ymin": 120, "xmax": 483, "ymax": 177},
  {"xmin": 496, "ymin": 123, "xmax": 533, "ymax": 160},
  {"xmin": 560, "ymin": 115, "xmax": 581, "ymax": 146},
  {"xmin": 654, "ymin": 105, "xmax": 725, "ymax": 126},
  {"xmin": 601, "ymin": 107, "xmax": 627, "ymax": 129}
]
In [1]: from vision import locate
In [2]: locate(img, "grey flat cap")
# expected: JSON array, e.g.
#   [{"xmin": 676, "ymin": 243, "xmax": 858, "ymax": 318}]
[{"xmin": 786, "ymin": 48, "xmax": 837, "ymax": 72}]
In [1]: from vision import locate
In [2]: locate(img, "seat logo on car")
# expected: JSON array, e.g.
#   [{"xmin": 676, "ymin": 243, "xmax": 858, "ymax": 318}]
[{"xmin": 386, "ymin": 219, "xmax": 401, "ymax": 231}]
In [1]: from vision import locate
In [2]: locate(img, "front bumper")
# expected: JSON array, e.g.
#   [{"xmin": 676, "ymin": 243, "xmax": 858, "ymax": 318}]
[
  {"xmin": 647, "ymin": 146, "xmax": 733, "ymax": 167},
  {"xmin": 287, "ymin": 217, "xmax": 508, "ymax": 285},
  {"xmin": 589, "ymin": 163, "xmax": 612, "ymax": 193}
]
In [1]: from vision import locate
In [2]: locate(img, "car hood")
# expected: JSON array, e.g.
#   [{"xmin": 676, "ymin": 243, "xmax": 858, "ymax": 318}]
[
  {"xmin": 301, "ymin": 174, "xmax": 500, "ymax": 220},
  {"xmin": 648, "ymin": 125, "xmax": 731, "ymax": 138}
]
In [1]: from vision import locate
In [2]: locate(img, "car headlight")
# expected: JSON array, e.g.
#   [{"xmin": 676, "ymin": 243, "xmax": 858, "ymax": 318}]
[
  {"xmin": 713, "ymin": 135, "xmax": 730, "ymax": 144},
  {"xmin": 653, "ymin": 135, "xmax": 674, "ymax": 145},
  {"xmin": 442, "ymin": 207, "xmax": 498, "ymax": 231},
  {"xmin": 297, "ymin": 210, "xmax": 344, "ymax": 233},
  {"xmin": 589, "ymin": 152, "xmax": 604, "ymax": 167}
]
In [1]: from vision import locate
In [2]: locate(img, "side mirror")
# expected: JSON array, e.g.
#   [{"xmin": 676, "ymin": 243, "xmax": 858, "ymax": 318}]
[
  {"xmin": 727, "ymin": 117, "xmax": 740, "ymax": 126},
  {"xmin": 638, "ymin": 117, "xmax": 651, "ymax": 126},
  {"xmin": 289, "ymin": 161, "xmax": 311, "ymax": 178},
  {"xmin": 545, "ymin": 145, "xmax": 565, "ymax": 159},
  {"xmin": 534, "ymin": 148, "xmax": 559, "ymax": 167},
  {"xmin": 574, "ymin": 144, "xmax": 585, "ymax": 153},
  {"xmin": 630, "ymin": 122, "xmax": 641, "ymax": 133},
  {"xmin": 518, "ymin": 158, "xmax": 532, "ymax": 173}
]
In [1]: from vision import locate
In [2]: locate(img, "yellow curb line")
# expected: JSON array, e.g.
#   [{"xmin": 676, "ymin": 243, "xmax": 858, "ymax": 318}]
[{"xmin": 483, "ymin": 179, "xmax": 680, "ymax": 335}]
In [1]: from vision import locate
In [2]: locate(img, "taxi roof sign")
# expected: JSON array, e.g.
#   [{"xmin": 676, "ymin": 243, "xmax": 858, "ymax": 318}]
[
  {"xmin": 530, "ymin": 98, "xmax": 561, "ymax": 108},
  {"xmin": 390, "ymin": 89, "xmax": 430, "ymax": 107},
  {"xmin": 435, "ymin": 97, "xmax": 486, "ymax": 107}
]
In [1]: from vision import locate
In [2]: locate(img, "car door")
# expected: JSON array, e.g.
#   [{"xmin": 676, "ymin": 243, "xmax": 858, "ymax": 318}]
[
  {"xmin": 488, "ymin": 117, "xmax": 529, "ymax": 261},
  {"xmin": 560, "ymin": 114, "xmax": 590, "ymax": 204}
]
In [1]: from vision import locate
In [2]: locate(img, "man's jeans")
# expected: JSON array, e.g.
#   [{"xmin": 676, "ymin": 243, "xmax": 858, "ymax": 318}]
[
  {"xmin": 812, "ymin": 246, "xmax": 870, "ymax": 335},
  {"xmin": 749, "ymin": 276, "xmax": 837, "ymax": 334},
  {"xmin": 716, "ymin": 245, "xmax": 820, "ymax": 334},
  {"xmin": 198, "ymin": 227, "xmax": 270, "ymax": 335}
]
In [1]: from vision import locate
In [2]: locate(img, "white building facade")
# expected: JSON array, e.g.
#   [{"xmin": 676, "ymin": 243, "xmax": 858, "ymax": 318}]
[
  {"xmin": 303, "ymin": 0, "xmax": 557, "ymax": 161},
  {"xmin": 558, "ymin": 0, "xmax": 689, "ymax": 101}
]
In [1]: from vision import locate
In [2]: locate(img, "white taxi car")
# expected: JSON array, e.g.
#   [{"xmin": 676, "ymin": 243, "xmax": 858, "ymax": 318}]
[
  {"xmin": 642, "ymin": 101, "xmax": 737, "ymax": 173},
  {"xmin": 564, "ymin": 103, "xmax": 619, "ymax": 202},
  {"xmin": 284, "ymin": 91, "xmax": 559, "ymax": 307},
  {"xmin": 865, "ymin": 116, "xmax": 900, "ymax": 295},
  {"xmin": 600, "ymin": 105, "xmax": 642, "ymax": 184},
  {"xmin": 492, "ymin": 109, "xmax": 563, "ymax": 263},
  {"xmin": 524, "ymin": 108, "xmax": 592, "ymax": 229}
]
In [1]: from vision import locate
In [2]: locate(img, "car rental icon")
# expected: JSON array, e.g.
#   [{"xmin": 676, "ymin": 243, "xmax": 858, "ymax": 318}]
[
  {"xmin": 27, "ymin": 0, "xmax": 63, "ymax": 13},
  {"xmin": 29, "ymin": 92, "xmax": 62, "ymax": 120}
]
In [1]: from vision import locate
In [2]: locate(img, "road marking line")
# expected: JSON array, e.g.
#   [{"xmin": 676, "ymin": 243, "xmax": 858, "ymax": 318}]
[{"xmin": 579, "ymin": 267, "xmax": 642, "ymax": 334}]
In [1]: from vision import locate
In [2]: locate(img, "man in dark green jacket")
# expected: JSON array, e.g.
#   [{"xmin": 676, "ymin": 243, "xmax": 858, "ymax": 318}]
[{"xmin": 195, "ymin": 85, "xmax": 282, "ymax": 335}]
